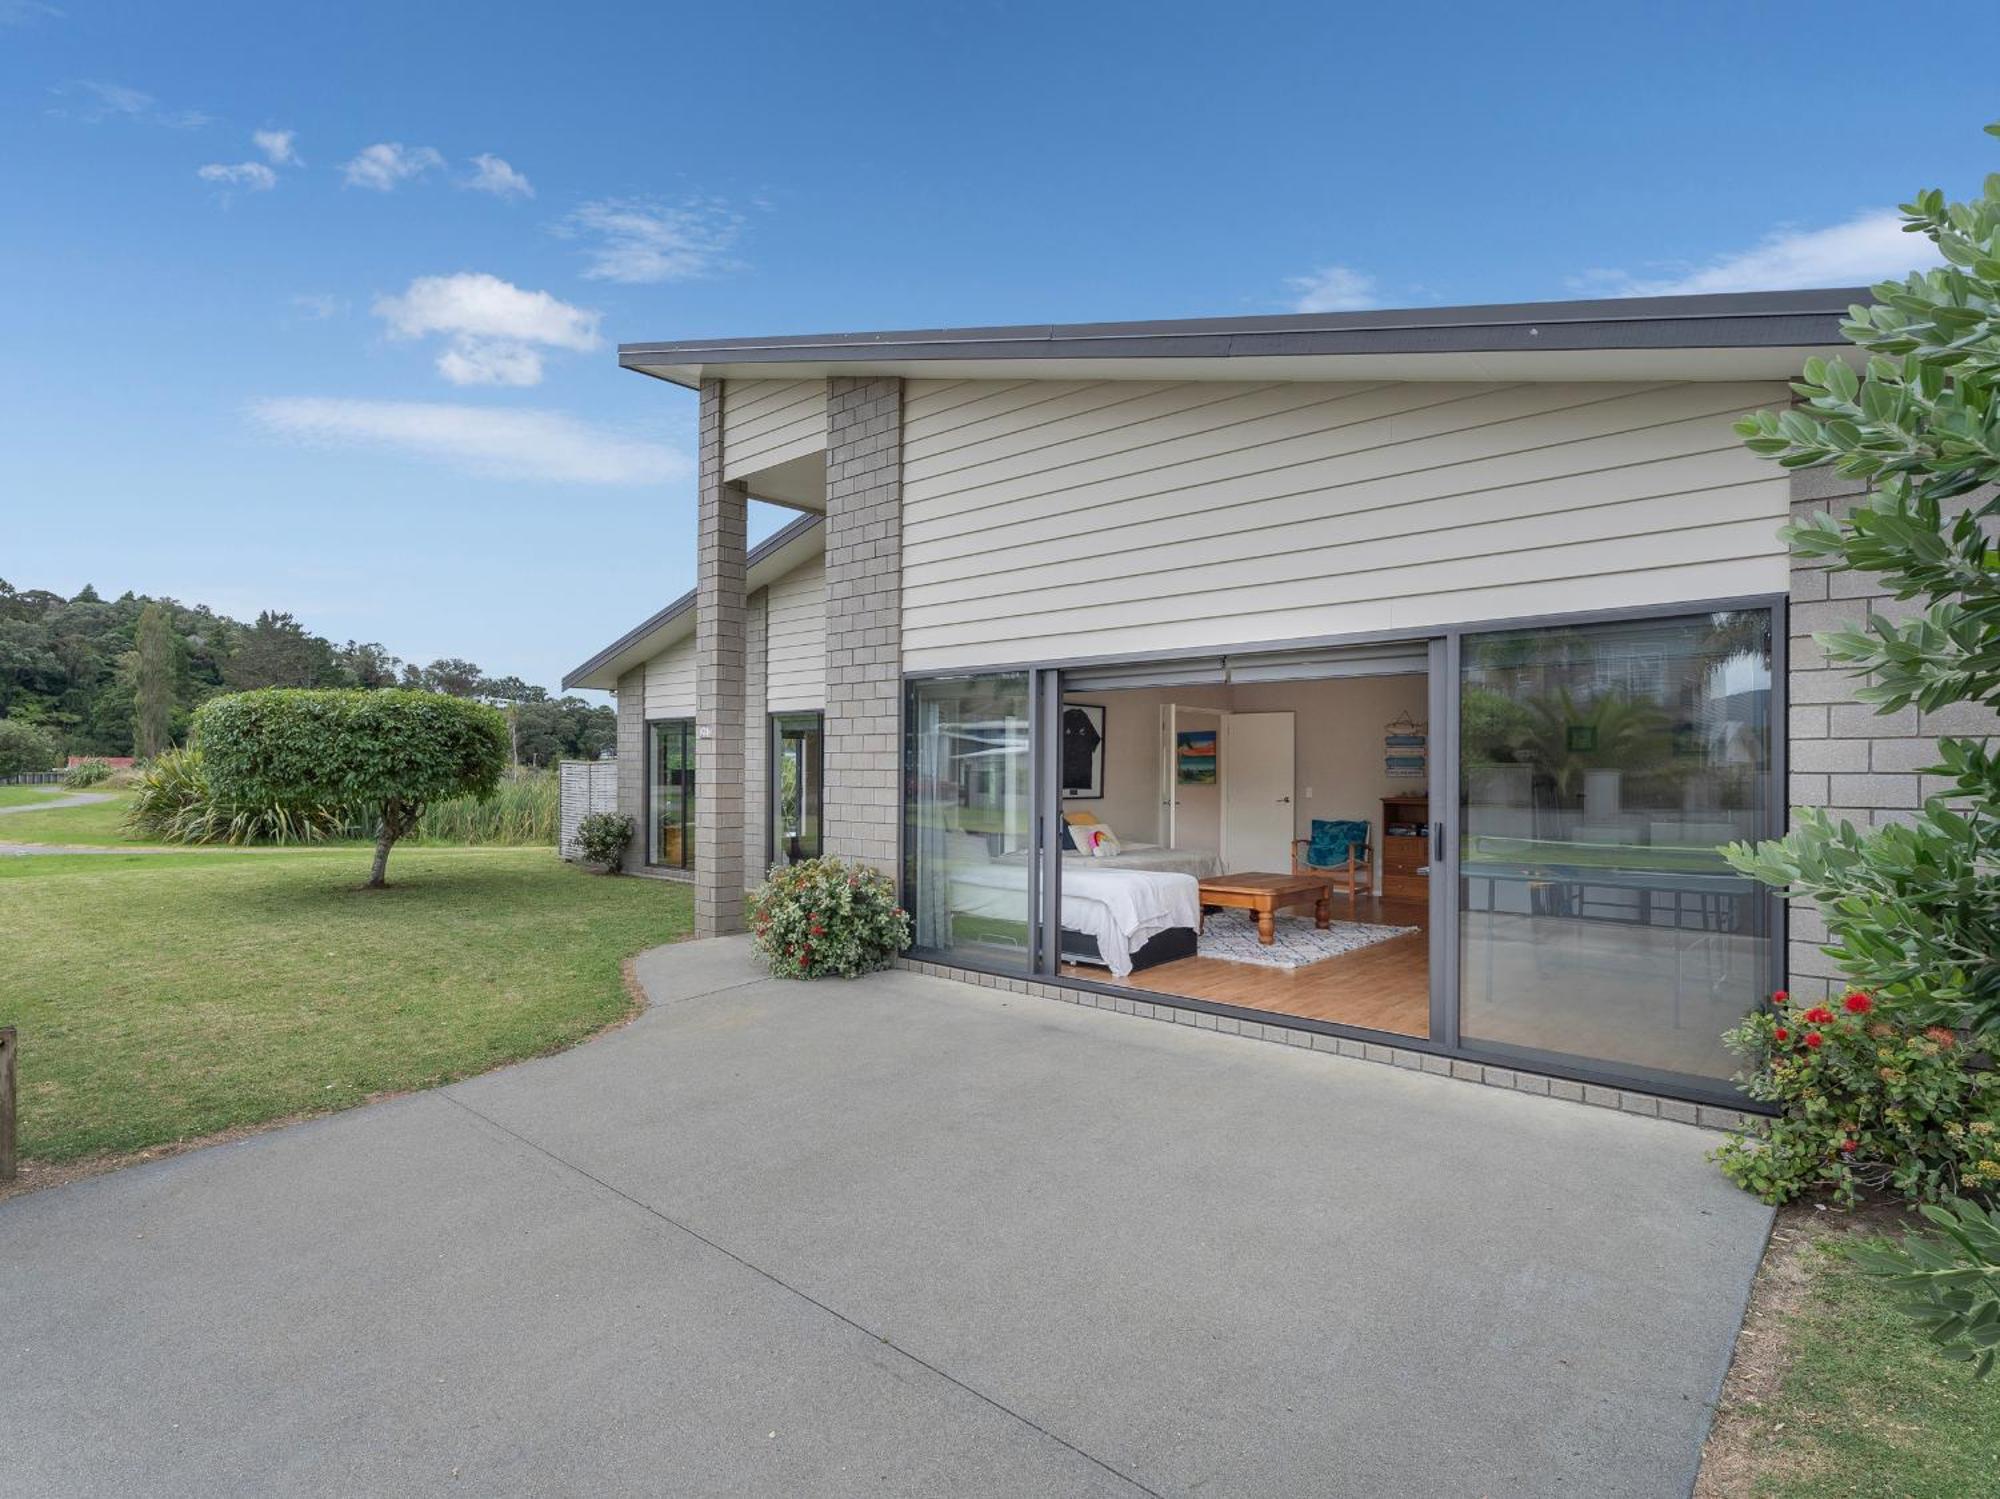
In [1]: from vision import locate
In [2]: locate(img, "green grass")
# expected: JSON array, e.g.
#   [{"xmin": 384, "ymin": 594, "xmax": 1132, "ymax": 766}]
[
  {"xmin": 1751, "ymin": 1233, "xmax": 2000, "ymax": 1497},
  {"xmin": 0, "ymin": 784, "xmax": 71, "ymax": 808},
  {"xmin": 0, "ymin": 791, "xmax": 152, "ymax": 846},
  {"xmin": 0, "ymin": 847, "xmax": 692, "ymax": 1163}
]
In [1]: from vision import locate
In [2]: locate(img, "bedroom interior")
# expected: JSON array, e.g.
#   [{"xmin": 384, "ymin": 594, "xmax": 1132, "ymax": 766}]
[{"xmin": 1049, "ymin": 668, "xmax": 1435, "ymax": 1039}]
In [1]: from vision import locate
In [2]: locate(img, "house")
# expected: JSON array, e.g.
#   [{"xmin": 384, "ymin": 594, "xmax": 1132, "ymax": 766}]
[{"xmin": 566, "ymin": 288, "xmax": 1890, "ymax": 1109}]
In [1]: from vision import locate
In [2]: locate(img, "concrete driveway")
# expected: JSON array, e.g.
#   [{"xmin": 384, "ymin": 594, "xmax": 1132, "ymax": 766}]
[{"xmin": 1, "ymin": 938, "xmax": 1769, "ymax": 1498}]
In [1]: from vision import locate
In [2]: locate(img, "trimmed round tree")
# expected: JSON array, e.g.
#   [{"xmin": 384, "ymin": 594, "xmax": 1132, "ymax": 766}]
[{"xmin": 195, "ymin": 688, "xmax": 508, "ymax": 887}]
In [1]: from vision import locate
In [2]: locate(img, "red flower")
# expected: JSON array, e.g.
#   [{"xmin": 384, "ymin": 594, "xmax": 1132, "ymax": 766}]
[
  {"xmin": 1804, "ymin": 1031, "xmax": 1824, "ymax": 1049},
  {"xmin": 1771, "ymin": 990, "xmax": 1789, "ymax": 1006},
  {"xmin": 1926, "ymin": 1027, "xmax": 1958, "ymax": 1050},
  {"xmin": 1843, "ymin": 992, "xmax": 1872, "ymax": 1015},
  {"xmin": 1773, "ymin": 1027, "xmax": 1789, "ymax": 1042},
  {"xmin": 1839, "ymin": 1139, "xmax": 1858, "ymax": 1154},
  {"xmin": 1803, "ymin": 1006, "xmax": 1835, "ymax": 1025}
]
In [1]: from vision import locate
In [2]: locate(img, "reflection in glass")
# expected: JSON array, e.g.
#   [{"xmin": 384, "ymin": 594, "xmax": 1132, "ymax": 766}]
[
  {"xmin": 772, "ymin": 713, "xmax": 823, "ymax": 867},
  {"xmin": 905, "ymin": 674, "xmax": 1033, "ymax": 971},
  {"xmin": 649, "ymin": 719, "xmax": 693, "ymax": 869},
  {"xmin": 1458, "ymin": 611, "xmax": 1773, "ymax": 1085}
]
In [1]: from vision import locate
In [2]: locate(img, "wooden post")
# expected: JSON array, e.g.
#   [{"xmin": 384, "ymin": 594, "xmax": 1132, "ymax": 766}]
[{"xmin": 0, "ymin": 1026, "xmax": 15, "ymax": 1182}]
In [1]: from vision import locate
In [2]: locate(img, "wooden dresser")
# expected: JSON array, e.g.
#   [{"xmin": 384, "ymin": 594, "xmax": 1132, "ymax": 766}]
[{"xmin": 1379, "ymin": 793, "xmax": 1430, "ymax": 901}]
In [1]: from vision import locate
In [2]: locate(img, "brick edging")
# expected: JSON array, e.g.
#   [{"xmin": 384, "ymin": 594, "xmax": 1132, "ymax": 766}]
[{"xmin": 896, "ymin": 958, "xmax": 1754, "ymax": 1133}]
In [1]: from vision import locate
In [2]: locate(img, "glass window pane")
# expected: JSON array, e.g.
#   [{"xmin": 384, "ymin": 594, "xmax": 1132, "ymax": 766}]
[
  {"xmin": 771, "ymin": 713, "xmax": 823, "ymax": 867},
  {"xmin": 905, "ymin": 674, "xmax": 1034, "ymax": 972},
  {"xmin": 650, "ymin": 720, "xmax": 693, "ymax": 869},
  {"xmin": 1458, "ymin": 610, "xmax": 1774, "ymax": 1086}
]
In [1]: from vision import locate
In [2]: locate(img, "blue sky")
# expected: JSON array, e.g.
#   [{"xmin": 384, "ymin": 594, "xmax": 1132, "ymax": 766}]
[{"xmin": 4, "ymin": 1, "xmax": 1996, "ymax": 695}]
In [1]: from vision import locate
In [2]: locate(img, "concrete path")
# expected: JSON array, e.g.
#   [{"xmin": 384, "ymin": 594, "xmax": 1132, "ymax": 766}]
[{"xmin": 0, "ymin": 938, "xmax": 1770, "ymax": 1498}]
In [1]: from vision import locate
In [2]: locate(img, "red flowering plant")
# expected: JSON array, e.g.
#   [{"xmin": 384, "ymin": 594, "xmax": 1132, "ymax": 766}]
[
  {"xmin": 749, "ymin": 856, "xmax": 911, "ymax": 980},
  {"xmin": 1714, "ymin": 990, "xmax": 2000, "ymax": 1207}
]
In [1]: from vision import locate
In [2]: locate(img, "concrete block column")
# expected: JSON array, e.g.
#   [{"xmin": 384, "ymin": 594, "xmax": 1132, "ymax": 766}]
[
  {"xmin": 694, "ymin": 378, "xmax": 748, "ymax": 934},
  {"xmin": 743, "ymin": 586, "xmax": 769, "ymax": 889},
  {"xmin": 1784, "ymin": 467, "xmax": 1999, "ymax": 993},
  {"xmin": 614, "ymin": 664, "xmax": 645, "ymax": 872},
  {"xmin": 822, "ymin": 376, "xmax": 904, "ymax": 875}
]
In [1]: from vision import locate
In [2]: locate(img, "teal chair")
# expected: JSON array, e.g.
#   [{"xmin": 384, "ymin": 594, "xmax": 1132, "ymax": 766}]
[{"xmin": 1292, "ymin": 818, "xmax": 1372, "ymax": 914}]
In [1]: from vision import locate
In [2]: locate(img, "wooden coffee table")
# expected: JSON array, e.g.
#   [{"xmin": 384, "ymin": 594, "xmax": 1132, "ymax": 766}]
[{"xmin": 1197, "ymin": 873, "xmax": 1331, "ymax": 945}]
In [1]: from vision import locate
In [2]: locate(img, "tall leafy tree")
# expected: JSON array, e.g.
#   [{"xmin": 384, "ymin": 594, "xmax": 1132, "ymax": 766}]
[
  {"xmin": 130, "ymin": 601, "xmax": 176, "ymax": 756},
  {"xmin": 224, "ymin": 611, "xmax": 338, "ymax": 690}
]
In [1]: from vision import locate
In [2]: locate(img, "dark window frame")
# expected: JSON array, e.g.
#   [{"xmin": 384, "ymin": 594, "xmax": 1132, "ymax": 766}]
[
  {"xmin": 768, "ymin": 710, "xmax": 825, "ymax": 867},
  {"xmin": 645, "ymin": 717, "xmax": 695, "ymax": 871}
]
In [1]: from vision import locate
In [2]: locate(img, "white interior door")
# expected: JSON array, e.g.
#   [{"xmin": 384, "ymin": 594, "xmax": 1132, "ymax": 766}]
[{"xmin": 1222, "ymin": 711, "xmax": 1296, "ymax": 873}]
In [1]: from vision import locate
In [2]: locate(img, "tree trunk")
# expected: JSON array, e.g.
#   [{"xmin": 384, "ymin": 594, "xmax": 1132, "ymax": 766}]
[{"xmin": 368, "ymin": 826, "xmax": 394, "ymax": 888}]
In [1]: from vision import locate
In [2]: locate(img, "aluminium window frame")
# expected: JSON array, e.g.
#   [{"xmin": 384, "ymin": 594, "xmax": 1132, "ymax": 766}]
[{"xmin": 644, "ymin": 716, "xmax": 696, "ymax": 873}]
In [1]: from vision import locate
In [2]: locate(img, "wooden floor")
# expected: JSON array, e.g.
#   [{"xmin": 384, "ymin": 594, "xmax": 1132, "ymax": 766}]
[{"xmin": 1062, "ymin": 894, "xmax": 1431, "ymax": 1038}]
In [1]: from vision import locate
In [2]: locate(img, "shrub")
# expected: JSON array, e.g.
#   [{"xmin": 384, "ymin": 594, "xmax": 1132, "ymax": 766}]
[
  {"xmin": 573, "ymin": 812, "xmax": 633, "ymax": 870},
  {"xmin": 61, "ymin": 758, "xmax": 112, "ymax": 788},
  {"xmin": 0, "ymin": 719, "xmax": 60, "ymax": 777},
  {"xmin": 1850, "ymin": 1199, "xmax": 2000, "ymax": 1379},
  {"xmin": 1713, "ymin": 989, "xmax": 2000, "ymax": 1207},
  {"xmin": 749, "ymin": 857, "xmax": 910, "ymax": 979},
  {"xmin": 196, "ymin": 688, "xmax": 506, "ymax": 887},
  {"xmin": 124, "ymin": 745, "xmax": 344, "ymax": 846}
]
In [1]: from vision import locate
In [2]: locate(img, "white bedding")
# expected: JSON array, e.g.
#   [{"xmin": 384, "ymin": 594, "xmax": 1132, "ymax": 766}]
[
  {"xmin": 999, "ymin": 843, "xmax": 1223, "ymax": 879},
  {"xmin": 947, "ymin": 862, "xmax": 1201, "ymax": 977}
]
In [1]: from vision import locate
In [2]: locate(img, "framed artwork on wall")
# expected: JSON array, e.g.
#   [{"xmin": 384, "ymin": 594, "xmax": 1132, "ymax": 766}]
[
  {"xmin": 1061, "ymin": 702, "xmax": 1105, "ymax": 798},
  {"xmin": 1176, "ymin": 728, "xmax": 1218, "ymax": 785}
]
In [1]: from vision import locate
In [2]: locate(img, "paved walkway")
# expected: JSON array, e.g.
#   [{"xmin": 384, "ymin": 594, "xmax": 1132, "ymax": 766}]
[
  {"xmin": 0, "ymin": 937, "xmax": 1770, "ymax": 1498},
  {"xmin": 0, "ymin": 789, "xmax": 112, "ymax": 816}
]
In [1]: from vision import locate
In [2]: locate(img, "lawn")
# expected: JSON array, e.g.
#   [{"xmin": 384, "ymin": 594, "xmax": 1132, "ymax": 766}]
[
  {"xmin": 1708, "ymin": 1213, "xmax": 2000, "ymax": 1497},
  {"xmin": 0, "ymin": 790, "xmax": 149, "ymax": 846},
  {"xmin": 0, "ymin": 847, "xmax": 693, "ymax": 1165}
]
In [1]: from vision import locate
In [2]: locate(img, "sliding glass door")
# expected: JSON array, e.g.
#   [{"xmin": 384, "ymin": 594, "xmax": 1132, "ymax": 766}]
[
  {"xmin": 904, "ymin": 673, "xmax": 1034, "ymax": 972},
  {"xmin": 771, "ymin": 712, "xmax": 823, "ymax": 866},
  {"xmin": 648, "ymin": 718, "xmax": 693, "ymax": 870},
  {"xmin": 1455, "ymin": 609, "xmax": 1776, "ymax": 1090}
]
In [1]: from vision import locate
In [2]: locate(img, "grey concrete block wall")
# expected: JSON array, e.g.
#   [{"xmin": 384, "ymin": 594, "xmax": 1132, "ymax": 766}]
[
  {"xmin": 1785, "ymin": 467, "xmax": 1999, "ymax": 993},
  {"xmin": 822, "ymin": 376, "xmax": 904, "ymax": 876},
  {"xmin": 744, "ymin": 586, "xmax": 770, "ymax": 891},
  {"xmin": 694, "ymin": 379, "xmax": 748, "ymax": 935},
  {"xmin": 614, "ymin": 664, "xmax": 645, "ymax": 872}
]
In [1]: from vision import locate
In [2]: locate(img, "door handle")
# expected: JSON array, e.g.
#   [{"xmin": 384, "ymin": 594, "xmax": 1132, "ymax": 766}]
[
  {"xmin": 1277, "ymin": 795, "xmax": 1291, "ymax": 804},
  {"xmin": 1431, "ymin": 821, "xmax": 1443, "ymax": 861}
]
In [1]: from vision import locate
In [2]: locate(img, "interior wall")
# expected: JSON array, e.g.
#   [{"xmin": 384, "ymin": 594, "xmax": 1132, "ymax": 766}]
[{"xmin": 1062, "ymin": 673, "xmax": 1428, "ymax": 866}]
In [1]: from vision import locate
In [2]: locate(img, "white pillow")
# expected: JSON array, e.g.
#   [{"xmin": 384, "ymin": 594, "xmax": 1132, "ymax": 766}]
[{"xmin": 1085, "ymin": 825, "xmax": 1123, "ymax": 857}]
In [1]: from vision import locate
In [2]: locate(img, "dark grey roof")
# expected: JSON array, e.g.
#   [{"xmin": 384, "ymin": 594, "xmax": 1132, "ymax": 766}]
[
  {"xmin": 562, "ymin": 511, "xmax": 821, "ymax": 690},
  {"xmin": 621, "ymin": 288, "xmax": 1865, "ymax": 375}
]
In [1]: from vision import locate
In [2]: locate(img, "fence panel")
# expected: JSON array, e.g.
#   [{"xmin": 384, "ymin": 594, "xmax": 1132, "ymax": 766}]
[{"xmin": 558, "ymin": 760, "xmax": 619, "ymax": 860}]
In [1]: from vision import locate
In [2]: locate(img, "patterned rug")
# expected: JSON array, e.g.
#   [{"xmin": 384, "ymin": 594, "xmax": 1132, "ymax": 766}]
[{"xmin": 1197, "ymin": 908, "xmax": 1418, "ymax": 970}]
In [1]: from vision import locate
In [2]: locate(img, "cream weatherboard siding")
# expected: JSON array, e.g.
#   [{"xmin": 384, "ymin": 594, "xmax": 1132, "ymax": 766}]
[
  {"xmin": 898, "ymin": 377, "xmax": 1792, "ymax": 670},
  {"xmin": 644, "ymin": 637, "xmax": 697, "ymax": 719},
  {"xmin": 764, "ymin": 553, "xmax": 827, "ymax": 711},
  {"xmin": 720, "ymin": 378, "xmax": 826, "ymax": 483}
]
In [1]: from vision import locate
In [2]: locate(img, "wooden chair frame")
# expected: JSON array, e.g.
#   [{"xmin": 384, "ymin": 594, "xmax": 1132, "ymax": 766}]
[{"xmin": 1292, "ymin": 836, "xmax": 1372, "ymax": 913}]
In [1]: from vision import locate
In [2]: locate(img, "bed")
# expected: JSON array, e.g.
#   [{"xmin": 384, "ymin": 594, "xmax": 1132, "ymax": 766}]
[
  {"xmin": 999, "ymin": 843, "xmax": 1223, "ymax": 880},
  {"xmin": 947, "ymin": 862, "xmax": 1202, "ymax": 977}
]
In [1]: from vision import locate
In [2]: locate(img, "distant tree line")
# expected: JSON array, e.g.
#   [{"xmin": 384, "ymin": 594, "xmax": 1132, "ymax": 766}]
[{"xmin": 0, "ymin": 579, "xmax": 614, "ymax": 763}]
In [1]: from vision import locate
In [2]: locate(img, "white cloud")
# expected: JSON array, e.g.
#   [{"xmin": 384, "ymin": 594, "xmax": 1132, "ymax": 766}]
[
  {"xmin": 372, "ymin": 271, "xmax": 600, "ymax": 387},
  {"xmin": 1284, "ymin": 265, "xmax": 1381, "ymax": 314},
  {"xmin": 561, "ymin": 197, "xmax": 742, "ymax": 283},
  {"xmin": 1574, "ymin": 210, "xmax": 1942, "ymax": 298},
  {"xmin": 253, "ymin": 128, "xmax": 300, "ymax": 166},
  {"xmin": 197, "ymin": 160, "xmax": 277, "ymax": 191},
  {"xmin": 250, "ymin": 398, "xmax": 687, "ymax": 485},
  {"xmin": 51, "ymin": 79, "xmax": 208, "ymax": 128},
  {"xmin": 464, "ymin": 153, "xmax": 532, "ymax": 200},
  {"xmin": 290, "ymin": 293, "xmax": 343, "ymax": 321},
  {"xmin": 341, "ymin": 142, "xmax": 444, "ymax": 191}
]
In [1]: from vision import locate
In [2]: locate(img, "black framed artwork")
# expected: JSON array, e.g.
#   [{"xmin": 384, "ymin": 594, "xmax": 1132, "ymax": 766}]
[{"xmin": 1060, "ymin": 702, "xmax": 1105, "ymax": 799}]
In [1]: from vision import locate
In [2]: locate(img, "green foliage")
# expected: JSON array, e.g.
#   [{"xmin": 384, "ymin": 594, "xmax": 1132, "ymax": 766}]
[
  {"xmin": 195, "ymin": 689, "xmax": 506, "ymax": 883},
  {"xmin": 60, "ymin": 757, "xmax": 112, "ymax": 788},
  {"xmin": 573, "ymin": 811, "xmax": 634, "ymax": 870},
  {"xmin": 0, "ymin": 717, "xmax": 60, "ymax": 776},
  {"xmin": 1714, "ymin": 990, "xmax": 2000, "ymax": 1207},
  {"xmin": 1850, "ymin": 1200, "xmax": 2000, "ymax": 1379},
  {"xmin": 129, "ymin": 601, "xmax": 177, "ymax": 757},
  {"xmin": 1724, "ymin": 126, "xmax": 2000, "ymax": 1045},
  {"xmin": 750, "ymin": 857, "xmax": 911, "ymax": 979},
  {"xmin": 411, "ymin": 766, "xmax": 558, "ymax": 845},
  {"xmin": 124, "ymin": 745, "xmax": 343, "ymax": 845}
]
